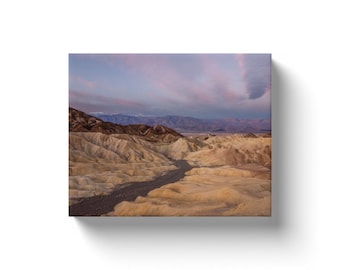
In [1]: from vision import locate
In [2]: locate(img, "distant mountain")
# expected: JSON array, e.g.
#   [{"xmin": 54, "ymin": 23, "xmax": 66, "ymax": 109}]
[
  {"xmin": 69, "ymin": 107, "xmax": 183, "ymax": 143},
  {"xmin": 89, "ymin": 113, "xmax": 271, "ymax": 133}
]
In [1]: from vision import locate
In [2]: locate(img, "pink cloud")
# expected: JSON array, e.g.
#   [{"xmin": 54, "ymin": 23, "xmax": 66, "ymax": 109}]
[
  {"xmin": 70, "ymin": 75, "xmax": 96, "ymax": 90},
  {"xmin": 198, "ymin": 55, "xmax": 245, "ymax": 103},
  {"xmin": 235, "ymin": 56, "xmax": 248, "ymax": 87},
  {"xmin": 112, "ymin": 54, "xmax": 246, "ymax": 108},
  {"xmin": 113, "ymin": 55, "xmax": 205, "ymax": 104},
  {"xmin": 235, "ymin": 54, "xmax": 246, "ymax": 77},
  {"xmin": 84, "ymin": 54, "xmax": 267, "ymax": 113},
  {"xmin": 69, "ymin": 90, "xmax": 148, "ymax": 113}
]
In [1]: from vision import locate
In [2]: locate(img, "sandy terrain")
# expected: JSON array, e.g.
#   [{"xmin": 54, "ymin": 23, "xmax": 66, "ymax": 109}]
[
  {"xmin": 69, "ymin": 131, "xmax": 271, "ymax": 215},
  {"xmin": 110, "ymin": 164, "xmax": 270, "ymax": 216},
  {"xmin": 69, "ymin": 132, "xmax": 177, "ymax": 205}
]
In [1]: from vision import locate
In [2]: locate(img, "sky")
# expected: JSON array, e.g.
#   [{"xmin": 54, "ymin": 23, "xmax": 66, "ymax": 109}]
[{"xmin": 69, "ymin": 54, "xmax": 271, "ymax": 119}]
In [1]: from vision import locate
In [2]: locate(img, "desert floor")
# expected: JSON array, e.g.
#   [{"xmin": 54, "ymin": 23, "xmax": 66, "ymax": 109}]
[{"xmin": 69, "ymin": 132, "xmax": 271, "ymax": 216}]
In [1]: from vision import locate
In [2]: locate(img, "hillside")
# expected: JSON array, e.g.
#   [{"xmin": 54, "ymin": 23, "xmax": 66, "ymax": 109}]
[{"xmin": 69, "ymin": 107, "xmax": 183, "ymax": 142}]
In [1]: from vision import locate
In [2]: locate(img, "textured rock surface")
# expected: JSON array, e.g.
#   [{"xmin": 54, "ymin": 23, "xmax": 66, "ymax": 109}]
[{"xmin": 69, "ymin": 107, "xmax": 183, "ymax": 143}]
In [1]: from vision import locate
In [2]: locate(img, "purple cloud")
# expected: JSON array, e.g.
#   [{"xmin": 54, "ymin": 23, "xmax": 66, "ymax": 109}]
[
  {"xmin": 236, "ymin": 54, "xmax": 271, "ymax": 99},
  {"xmin": 69, "ymin": 54, "xmax": 271, "ymax": 119},
  {"xmin": 70, "ymin": 75, "xmax": 96, "ymax": 90},
  {"xmin": 69, "ymin": 90, "xmax": 149, "ymax": 114},
  {"xmin": 111, "ymin": 54, "xmax": 244, "ymax": 107}
]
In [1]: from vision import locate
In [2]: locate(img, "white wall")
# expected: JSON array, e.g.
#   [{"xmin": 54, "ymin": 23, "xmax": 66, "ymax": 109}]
[{"xmin": 1, "ymin": 1, "xmax": 339, "ymax": 269}]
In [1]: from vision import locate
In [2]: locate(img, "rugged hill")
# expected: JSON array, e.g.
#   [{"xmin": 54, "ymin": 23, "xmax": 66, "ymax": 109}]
[
  {"xmin": 69, "ymin": 107, "xmax": 183, "ymax": 142},
  {"xmin": 106, "ymin": 134, "xmax": 272, "ymax": 216}
]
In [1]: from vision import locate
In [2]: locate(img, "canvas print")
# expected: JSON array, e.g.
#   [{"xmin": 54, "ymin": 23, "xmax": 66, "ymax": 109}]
[{"xmin": 69, "ymin": 54, "xmax": 271, "ymax": 216}]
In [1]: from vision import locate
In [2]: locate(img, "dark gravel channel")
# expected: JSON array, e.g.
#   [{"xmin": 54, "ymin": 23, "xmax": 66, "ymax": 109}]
[{"xmin": 69, "ymin": 160, "xmax": 192, "ymax": 216}]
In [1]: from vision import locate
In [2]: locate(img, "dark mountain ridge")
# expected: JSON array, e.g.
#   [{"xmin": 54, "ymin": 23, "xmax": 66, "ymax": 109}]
[{"xmin": 69, "ymin": 107, "xmax": 183, "ymax": 142}]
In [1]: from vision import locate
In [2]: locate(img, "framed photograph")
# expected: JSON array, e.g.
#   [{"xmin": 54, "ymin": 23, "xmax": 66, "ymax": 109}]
[{"xmin": 69, "ymin": 54, "xmax": 271, "ymax": 216}]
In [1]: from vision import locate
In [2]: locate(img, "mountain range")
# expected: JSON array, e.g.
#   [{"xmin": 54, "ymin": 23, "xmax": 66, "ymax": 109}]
[
  {"xmin": 89, "ymin": 113, "xmax": 271, "ymax": 133},
  {"xmin": 69, "ymin": 107, "xmax": 183, "ymax": 143}
]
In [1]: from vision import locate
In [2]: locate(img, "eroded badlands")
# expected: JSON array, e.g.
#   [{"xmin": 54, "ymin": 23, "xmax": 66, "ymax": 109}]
[{"xmin": 69, "ymin": 131, "xmax": 271, "ymax": 216}]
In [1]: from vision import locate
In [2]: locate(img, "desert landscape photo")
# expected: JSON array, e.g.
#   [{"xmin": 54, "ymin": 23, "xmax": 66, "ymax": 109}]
[{"xmin": 69, "ymin": 54, "xmax": 271, "ymax": 216}]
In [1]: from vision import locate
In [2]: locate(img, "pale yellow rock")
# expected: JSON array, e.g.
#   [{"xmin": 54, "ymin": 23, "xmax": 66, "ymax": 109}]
[
  {"xmin": 69, "ymin": 132, "xmax": 177, "ymax": 204},
  {"xmin": 69, "ymin": 132, "xmax": 271, "ymax": 216}
]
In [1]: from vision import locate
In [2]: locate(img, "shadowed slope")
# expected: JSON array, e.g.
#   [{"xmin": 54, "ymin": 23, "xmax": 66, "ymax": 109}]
[{"xmin": 69, "ymin": 107, "xmax": 183, "ymax": 143}]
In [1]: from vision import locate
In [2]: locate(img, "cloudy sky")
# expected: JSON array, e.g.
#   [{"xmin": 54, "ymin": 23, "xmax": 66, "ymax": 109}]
[{"xmin": 69, "ymin": 54, "xmax": 271, "ymax": 119}]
